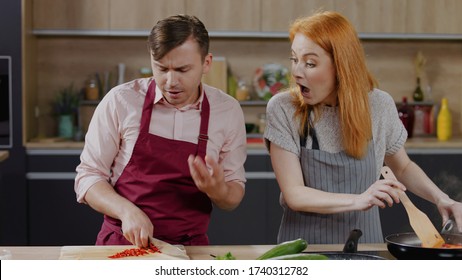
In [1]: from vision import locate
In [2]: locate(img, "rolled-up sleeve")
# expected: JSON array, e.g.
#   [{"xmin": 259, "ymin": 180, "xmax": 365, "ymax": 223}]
[
  {"xmin": 74, "ymin": 93, "xmax": 121, "ymax": 203},
  {"xmin": 220, "ymin": 101, "xmax": 247, "ymax": 187}
]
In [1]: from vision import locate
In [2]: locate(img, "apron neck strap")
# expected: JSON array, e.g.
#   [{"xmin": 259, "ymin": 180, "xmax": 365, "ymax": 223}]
[{"xmin": 141, "ymin": 81, "xmax": 210, "ymax": 158}]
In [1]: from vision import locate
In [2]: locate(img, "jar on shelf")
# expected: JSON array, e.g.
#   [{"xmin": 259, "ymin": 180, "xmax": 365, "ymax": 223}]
[
  {"xmin": 85, "ymin": 79, "xmax": 99, "ymax": 100},
  {"xmin": 235, "ymin": 80, "xmax": 249, "ymax": 101},
  {"xmin": 397, "ymin": 97, "xmax": 414, "ymax": 138}
]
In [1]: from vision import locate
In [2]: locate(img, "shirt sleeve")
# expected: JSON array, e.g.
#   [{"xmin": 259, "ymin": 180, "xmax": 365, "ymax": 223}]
[
  {"xmin": 74, "ymin": 91, "xmax": 122, "ymax": 203},
  {"xmin": 371, "ymin": 89, "xmax": 407, "ymax": 156},
  {"xmin": 218, "ymin": 99, "xmax": 247, "ymax": 188},
  {"xmin": 264, "ymin": 92, "xmax": 300, "ymax": 156}
]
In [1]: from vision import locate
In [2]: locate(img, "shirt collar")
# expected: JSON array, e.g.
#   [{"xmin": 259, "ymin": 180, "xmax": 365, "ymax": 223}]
[{"xmin": 154, "ymin": 83, "xmax": 203, "ymax": 110}]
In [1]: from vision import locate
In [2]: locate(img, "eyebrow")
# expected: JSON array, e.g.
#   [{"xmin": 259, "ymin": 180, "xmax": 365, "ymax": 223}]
[
  {"xmin": 153, "ymin": 61, "xmax": 191, "ymax": 70},
  {"xmin": 291, "ymin": 50, "xmax": 319, "ymax": 58}
]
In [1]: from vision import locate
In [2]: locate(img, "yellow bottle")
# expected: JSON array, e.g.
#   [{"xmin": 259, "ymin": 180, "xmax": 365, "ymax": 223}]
[{"xmin": 437, "ymin": 98, "xmax": 452, "ymax": 141}]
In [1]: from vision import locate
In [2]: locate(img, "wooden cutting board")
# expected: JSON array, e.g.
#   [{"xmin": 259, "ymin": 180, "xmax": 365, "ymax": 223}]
[{"xmin": 59, "ymin": 245, "xmax": 189, "ymax": 260}]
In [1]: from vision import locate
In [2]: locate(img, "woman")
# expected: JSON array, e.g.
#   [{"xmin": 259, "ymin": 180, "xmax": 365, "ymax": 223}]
[{"xmin": 264, "ymin": 11, "xmax": 462, "ymax": 244}]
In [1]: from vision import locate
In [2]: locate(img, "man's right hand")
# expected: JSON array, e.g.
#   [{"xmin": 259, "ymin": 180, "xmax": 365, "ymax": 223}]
[{"xmin": 84, "ymin": 181, "xmax": 153, "ymax": 247}]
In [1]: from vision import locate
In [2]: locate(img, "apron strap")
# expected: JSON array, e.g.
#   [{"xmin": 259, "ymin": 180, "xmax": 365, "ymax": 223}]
[
  {"xmin": 196, "ymin": 92, "xmax": 210, "ymax": 159},
  {"xmin": 141, "ymin": 80, "xmax": 210, "ymax": 157},
  {"xmin": 140, "ymin": 81, "xmax": 157, "ymax": 133},
  {"xmin": 300, "ymin": 109, "xmax": 319, "ymax": 150}
]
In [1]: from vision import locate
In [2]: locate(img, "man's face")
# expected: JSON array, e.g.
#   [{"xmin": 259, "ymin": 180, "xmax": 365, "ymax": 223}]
[{"xmin": 151, "ymin": 38, "xmax": 212, "ymax": 108}]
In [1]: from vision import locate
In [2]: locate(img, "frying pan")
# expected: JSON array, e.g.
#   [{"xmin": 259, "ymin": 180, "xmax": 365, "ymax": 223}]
[
  {"xmin": 311, "ymin": 229, "xmax": 387, "ymax": 260},
  {"xmin": 385, "ymin": 232, "xmax": 462, "ymax": 259}
]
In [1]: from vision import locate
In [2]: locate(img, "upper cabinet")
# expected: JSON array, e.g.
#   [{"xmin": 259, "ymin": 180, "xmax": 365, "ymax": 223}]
[
  {"xmin": 261, "ymin": 0, "xmax": 335, "ymax": 32},
  {"xmin": 32, "ymin": 0, "xmax": 110, "ymax": 30},
  {"xmin": 185, "ymin": 0, "xmax": 260, "ymax": 32},
  {"xmin": 406, "ymin": 0, "xmax": 462, "ymax": 34},
  {"xmin": 109, "ymin": 0, "xmax": 185, "ymax": 30},
  {"xmin": 31, "ymin": 0, "xmax": 462, "ymax": 36},
  {"xmin": 334, "ymin": 0, "xmax": 406, "ymax": 33}
]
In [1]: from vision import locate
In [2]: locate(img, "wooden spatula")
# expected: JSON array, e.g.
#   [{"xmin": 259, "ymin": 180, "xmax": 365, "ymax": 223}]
[{"xmin": 380, "ymin": 166, "xmax": 445, "ymax": 248}]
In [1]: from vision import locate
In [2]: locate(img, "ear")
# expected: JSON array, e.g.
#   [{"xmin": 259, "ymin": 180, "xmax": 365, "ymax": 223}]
[{"xmin": 202, "ymin": 53, "xmax": 213, "ymax": 75}]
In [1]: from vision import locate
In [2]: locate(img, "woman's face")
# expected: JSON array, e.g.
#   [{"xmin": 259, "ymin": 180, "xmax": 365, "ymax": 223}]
[
  {"xmin": 151, "ymin": 38, "xmax": 212, "ymax": 108},
  {"xmin": 290, "ymin": 33, "xmax": 337, "ymax": 106}
]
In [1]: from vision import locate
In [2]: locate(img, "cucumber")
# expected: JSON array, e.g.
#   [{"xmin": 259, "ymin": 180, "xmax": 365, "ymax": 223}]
[
  {"xmin": 267, "ymin": 253, "xmax": 329, "ymax": 260},
  {"xmin": 256, "ymin": 238, "xmax": 308, "ymax": 260}
]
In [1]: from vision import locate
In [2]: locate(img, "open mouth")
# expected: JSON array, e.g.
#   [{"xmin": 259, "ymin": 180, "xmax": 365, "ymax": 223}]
[{"xmin": 299, "ymin": 84, "xmax": 311, "ymax": 98}]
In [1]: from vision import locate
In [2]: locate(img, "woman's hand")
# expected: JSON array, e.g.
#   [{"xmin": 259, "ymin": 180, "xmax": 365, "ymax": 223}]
[
  {"xmin": 356, "ymin": 179, "xmax": 407, "ymax": 211},
  {"xmin": 436, "ymin": 198, "xmax": 462, "ymax": 233}
]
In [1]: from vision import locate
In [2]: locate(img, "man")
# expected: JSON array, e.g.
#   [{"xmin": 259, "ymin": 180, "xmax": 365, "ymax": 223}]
[{"xmin": 75, "ymin": 15, "xmax": 246, "ymax": 247}]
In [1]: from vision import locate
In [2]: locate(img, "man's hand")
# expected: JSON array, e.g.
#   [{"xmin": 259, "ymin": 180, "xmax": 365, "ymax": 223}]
[{"xmin": 188, "ymin": 154, "xmax": 244, "ymax": 210}]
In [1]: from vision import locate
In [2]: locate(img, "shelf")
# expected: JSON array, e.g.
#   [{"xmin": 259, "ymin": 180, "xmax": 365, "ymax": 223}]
[
  {"xmin": 395, "ymin": 101, "xmax": 435, "ymax": 107},
  {"xmin": 31, "ymin": 29, "xmax": 462, "ymax": 41},
  {"xmin": 80, "ymin": 100, "xmax": 100, "ymax": 106},
  {"xmin": 239, "ymin": 100, "xmax": 267, "ymax": 106}
]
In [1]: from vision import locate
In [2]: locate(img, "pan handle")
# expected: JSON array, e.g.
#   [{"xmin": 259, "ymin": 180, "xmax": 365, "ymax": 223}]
[{"xmin": 343, "ymin": 229, "xmax": 363, "ymax": 253}]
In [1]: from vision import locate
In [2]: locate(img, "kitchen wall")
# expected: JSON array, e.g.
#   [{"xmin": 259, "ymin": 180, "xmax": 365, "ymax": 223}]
[{"xmin": 33, "ymin": 36, "xmax": 462, "ymax": 137}]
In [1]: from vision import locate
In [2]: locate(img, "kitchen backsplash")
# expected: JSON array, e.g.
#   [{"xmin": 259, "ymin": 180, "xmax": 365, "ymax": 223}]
[{"xmin": 33, "ymin": 37, "xmax": 462, "ymax": 139}]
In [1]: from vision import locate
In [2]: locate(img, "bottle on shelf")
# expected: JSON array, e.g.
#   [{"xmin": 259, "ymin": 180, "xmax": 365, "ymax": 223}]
[
  {"xmin": 397, "ymin": 97, "xmax": 414, "ymax": 138},
  {"xmin": 437, "ymin": 98, "xmax": 452, "ymax": 141},
  {"xmin": 258, "ymin": 113, "xmax": 267, "ymax": 134},
  {"xmin": 412, "ymin": 77, "xmax": 424, "ymax": 102}
]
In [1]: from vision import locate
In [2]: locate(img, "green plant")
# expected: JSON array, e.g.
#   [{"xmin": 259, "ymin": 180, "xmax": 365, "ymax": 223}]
[{"xmin": 53, "ymin": 83, "xmax": 80, "ymax": 116}]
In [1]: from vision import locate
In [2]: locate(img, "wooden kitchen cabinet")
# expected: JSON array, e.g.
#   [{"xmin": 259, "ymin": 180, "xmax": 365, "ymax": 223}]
[
  {"xmin": 109, "ymin": 0, "xmax": 185, "ymax": 30},
  {"xmin": 334, "ymin": 0, "xmax": 406, "ymax": 33},
  {"xmin": 32, "ymin": 0, "xmax": 110, "ymax": 30},
  {"xmin": 186, "ymin": 0, "xmax": 261, "ymax": 32},
  {"xmin": 261, "ymin": 0, "xmax": 335, "ymax": 32},
  {"xmin": 406, "ymin": 0, "xmax": 462, "ymax": 34}
]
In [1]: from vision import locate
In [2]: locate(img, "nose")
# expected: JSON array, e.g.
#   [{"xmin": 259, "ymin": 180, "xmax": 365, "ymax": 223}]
[
  {"xmin": 291, "ymin": 62, "xmax": 303, "ymax": 79},
  {"xmin": 166, "ymin": 70, "xmax": 178, "ymax": 87}
]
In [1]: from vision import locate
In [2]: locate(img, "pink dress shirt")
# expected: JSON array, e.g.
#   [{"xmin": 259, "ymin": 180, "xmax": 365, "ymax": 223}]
[{"xmin": 75, "ymin": 78, "xmax": 247, "ymax": 203}]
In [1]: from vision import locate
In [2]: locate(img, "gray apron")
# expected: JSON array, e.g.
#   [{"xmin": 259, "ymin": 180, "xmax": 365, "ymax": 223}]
[{"xmin": 277, "ymin": 124, "xmax": 383, "ymax": 244}]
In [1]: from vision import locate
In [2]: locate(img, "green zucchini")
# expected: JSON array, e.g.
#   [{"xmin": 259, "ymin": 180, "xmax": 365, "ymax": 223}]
[
  {"xmin": 256, "ymin": 238, "xmax": 308, "ymax": 260},
  {"xmin": 267, "ymin": 253, "xmax": 329, "ymax": 260}
]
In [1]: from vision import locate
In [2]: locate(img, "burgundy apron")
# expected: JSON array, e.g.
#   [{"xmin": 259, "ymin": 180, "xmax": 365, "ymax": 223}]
[{"xmin": 96, "ymin": 80, "xmax": 212, "ymax": 246}]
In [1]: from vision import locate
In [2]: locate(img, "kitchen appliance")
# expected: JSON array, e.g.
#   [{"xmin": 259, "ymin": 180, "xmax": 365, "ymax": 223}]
[{"xmin": 0, "ymin": 56, "xmax": 12, "ymax": 148}]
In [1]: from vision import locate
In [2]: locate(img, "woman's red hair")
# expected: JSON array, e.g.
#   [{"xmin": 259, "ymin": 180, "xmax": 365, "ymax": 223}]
[{"xmin": 289, "ymin": 11, "xmax": 376, "ymax": 159}]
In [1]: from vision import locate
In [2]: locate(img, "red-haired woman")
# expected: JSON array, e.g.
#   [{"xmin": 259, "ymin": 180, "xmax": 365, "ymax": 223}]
[{"xmin": 264, "ymin": 11, "xmax": 462, "ymax": 244}]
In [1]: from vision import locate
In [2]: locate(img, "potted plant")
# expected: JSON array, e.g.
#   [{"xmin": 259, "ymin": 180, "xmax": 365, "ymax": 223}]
[{"xmin": 52, "ymin": 83, "xmax": 80, "ymax": 139}]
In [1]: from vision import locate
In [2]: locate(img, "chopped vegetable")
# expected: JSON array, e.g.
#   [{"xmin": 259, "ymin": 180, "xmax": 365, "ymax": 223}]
[
  {"xmin": 214, "ymin": 252, "xmax": 236, "ymax": 260},
  {"xmin": 108, "ymin": 243, "xmax": 161, "ymax": 259}
]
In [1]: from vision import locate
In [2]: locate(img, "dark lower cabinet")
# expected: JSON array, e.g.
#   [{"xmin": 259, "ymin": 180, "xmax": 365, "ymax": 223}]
[
  {"xmin": 24, "ymin": 150, "xmax": 462, "ymax": 245},
  {"xmin": 28, "ymin": 179, "xmax": 103, "ymax": 245},
  {"xmin": 208, "ymin": 179, "xmax": 282, "ymax": 245}
]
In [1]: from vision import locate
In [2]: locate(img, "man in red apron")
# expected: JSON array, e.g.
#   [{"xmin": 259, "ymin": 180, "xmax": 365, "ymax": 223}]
[{"xmin": 75, "ymin": 15, "xmax": 247, "ymax": 247}]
